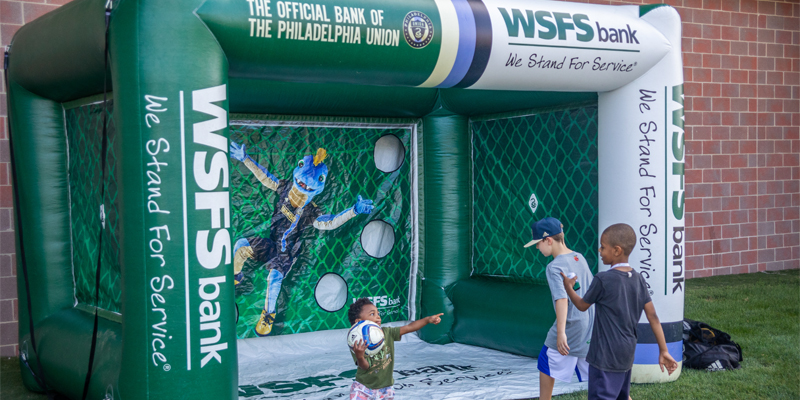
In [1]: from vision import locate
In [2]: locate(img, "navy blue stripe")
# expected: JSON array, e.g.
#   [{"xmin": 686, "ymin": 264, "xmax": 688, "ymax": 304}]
[
  {"xmin": 637, "ymin": 321, "xmax": 684, "ymax": 344},
  {"xmin": 454, "ymin": 0, "xmax": 491, "ymax": 88}
]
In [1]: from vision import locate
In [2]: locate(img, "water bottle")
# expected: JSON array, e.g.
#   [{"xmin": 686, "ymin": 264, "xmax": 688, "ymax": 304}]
[{"xmin": 567, "ymin": 272, "xmax": 580, "ymax": 291}]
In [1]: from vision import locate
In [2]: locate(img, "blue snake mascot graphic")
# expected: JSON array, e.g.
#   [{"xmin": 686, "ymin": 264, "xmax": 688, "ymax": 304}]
[{"xmin": 230, "ymin": 142, "xmax": 374, "ymax": 336}]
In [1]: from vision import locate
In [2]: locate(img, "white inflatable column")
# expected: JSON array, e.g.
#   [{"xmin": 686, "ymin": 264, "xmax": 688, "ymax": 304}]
[{"xmin": 598, "ymin": 5, "xmax": 684, "ymax": 383}]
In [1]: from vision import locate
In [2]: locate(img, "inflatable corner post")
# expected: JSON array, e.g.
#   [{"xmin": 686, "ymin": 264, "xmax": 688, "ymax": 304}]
[
  {"xmin": 599, "ymin": 4, "xmax": 685, "ymax": 383},
  {"xmin": 6, "ymin": 0, "xmax": 682, "ymax": 397}
]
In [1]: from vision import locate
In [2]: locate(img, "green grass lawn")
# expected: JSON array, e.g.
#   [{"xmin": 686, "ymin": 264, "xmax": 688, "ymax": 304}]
[
  {"xmin": 2, "ymin": 270, "xmax": 798, "ymax": 399},
  {"xmin": 0, "ymin": 356, "xmax": 51, "ymax": 400}
]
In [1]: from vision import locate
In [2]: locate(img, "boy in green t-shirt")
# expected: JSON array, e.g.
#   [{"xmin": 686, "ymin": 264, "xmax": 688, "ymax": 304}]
[{"xmin": 347, "ymin": 298, "xmax": 443, "ymax": 399}]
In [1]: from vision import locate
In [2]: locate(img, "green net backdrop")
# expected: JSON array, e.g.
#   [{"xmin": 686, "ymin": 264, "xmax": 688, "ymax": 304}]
[
  {"xmin": 66, "ymin": 99, "xmax": 121, "ymax": 313},
  {"xmin": 471, "ymin": 106, "xmax": 599, "ymax": 283},
  {"xmin": 230, "ymin": 118, "xmax": 414, "ymax": 338}
]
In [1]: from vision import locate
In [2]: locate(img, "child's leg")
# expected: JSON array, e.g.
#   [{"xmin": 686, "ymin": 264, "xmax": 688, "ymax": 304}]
[
  {"xmin": 539, "ymin": 372, "xmax": 556, "ymax": 400},
  {"xmin": 538, "ymin": 346, "xmax": 579, "ymax": 399},
  {"xmin": 537, "ymin": 346, "xmax": 555, "ymax": 400}
]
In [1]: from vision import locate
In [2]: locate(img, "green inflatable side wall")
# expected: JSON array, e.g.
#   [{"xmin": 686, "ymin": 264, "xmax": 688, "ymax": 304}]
[
  {"xmin": 9, "ymin": 81, "xmax": 76, "ymax": 393},
  {"xmin": 6, "ymin": 0, "xmax": 611, "ymax": 398}
]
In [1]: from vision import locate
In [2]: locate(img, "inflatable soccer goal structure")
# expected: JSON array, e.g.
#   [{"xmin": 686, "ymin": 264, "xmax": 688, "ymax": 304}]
[{"xmin": 6, "ymin": 0, "xmax": 685, "ymax": 398}]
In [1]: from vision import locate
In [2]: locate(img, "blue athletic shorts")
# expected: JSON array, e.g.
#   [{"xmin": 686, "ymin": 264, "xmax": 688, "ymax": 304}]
[{"xmin": 537, "ymin": 345, "xmax": 589, "ymax": 383}]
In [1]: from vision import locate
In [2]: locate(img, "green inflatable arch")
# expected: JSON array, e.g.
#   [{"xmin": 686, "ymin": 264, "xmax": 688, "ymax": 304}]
[{"xmin": 7, "ymin": 0, "xmax": 685, "ymax": 398}]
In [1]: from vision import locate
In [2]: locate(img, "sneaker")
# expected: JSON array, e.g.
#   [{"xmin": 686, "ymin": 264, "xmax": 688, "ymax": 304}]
[{"xmin": 254, "ymin": 309, "xmax": 276, "ymax": 336}]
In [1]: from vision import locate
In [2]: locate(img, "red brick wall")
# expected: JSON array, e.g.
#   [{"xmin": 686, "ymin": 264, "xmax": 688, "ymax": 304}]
[
  {"xmin": 655, "ymin": 0, "xmax": 797, "ymax": 278},
  {"xmin": 677, "ymin": 0, "xmax": 799, "ymax": 278},
  {"xmin": 0, "ymin": 0, "xmax": 798, "ymax": 357}
]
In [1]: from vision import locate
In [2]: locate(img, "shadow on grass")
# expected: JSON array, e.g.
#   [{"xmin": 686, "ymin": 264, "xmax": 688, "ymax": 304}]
[{"xmin": 1, "ymin": 357, "xmax": 47, "ymax": 400}]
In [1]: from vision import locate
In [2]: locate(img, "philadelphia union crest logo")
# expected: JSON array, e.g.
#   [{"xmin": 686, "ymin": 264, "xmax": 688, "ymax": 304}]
[{"xmin": 403, "ymin": 11, "xmax": 433, "ymax": 49}]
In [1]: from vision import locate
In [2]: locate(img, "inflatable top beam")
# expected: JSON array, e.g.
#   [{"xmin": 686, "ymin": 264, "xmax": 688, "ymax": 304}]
[
  {"xmin": 197, "ymin": 0, "xmax": 671, "ymax": 91},
  {"xmin": 10, "ymin": 0, "xmax": 673, "ymax": 103}
]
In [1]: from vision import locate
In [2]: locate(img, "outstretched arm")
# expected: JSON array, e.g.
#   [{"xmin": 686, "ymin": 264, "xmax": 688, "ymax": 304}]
[
  {"xmin": 313, "ymin": 195, "xmax": 374, "ymax": 230},
  {"xmin": 560, "ymin": 272, "xmax": 592, "ymax": 311},
  {"xmin": 644, "ymin": 302, "xmax": 679, "ymax": 375},
  {"xmin": 399, "ymin": 313, "xmax": 443, "ymax": 337},
  {"xmin": 230, "ymin": 142, "xmax": 278, "ymax": 191}
]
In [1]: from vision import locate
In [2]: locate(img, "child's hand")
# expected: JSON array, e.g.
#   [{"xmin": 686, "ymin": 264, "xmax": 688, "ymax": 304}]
[
  {"xmin": 560, "ymin": 272, "xmax": 577, "ymax": 292},
  {"xmin": 659, "ymin": 350, "xmax": 678, "ymax": 375},
  {"xmin": 400, "ymin": 313, "xmax": 444, "ymax": 336},
  {"xmin": 426, "ymin": 313, "xmax": 444, "ymax": 325},
  {"xmin": 353, "ymin": 339, "xmax": 367, "ymax": 358},
  {"xmin": 557, "ymin": 332, "xmax": 570, "ymax": 355}
]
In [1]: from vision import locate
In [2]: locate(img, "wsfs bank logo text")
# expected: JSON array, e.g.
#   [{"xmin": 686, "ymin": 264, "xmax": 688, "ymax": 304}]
[{"xmin": 498, "ymin": 8, "xmax": 640, "ymax": 44}]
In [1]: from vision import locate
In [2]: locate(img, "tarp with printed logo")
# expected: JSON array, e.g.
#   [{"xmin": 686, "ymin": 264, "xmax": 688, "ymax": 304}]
[{"xmin": 237, "ymin": 323, "xmax": 588, "ymax": 399}]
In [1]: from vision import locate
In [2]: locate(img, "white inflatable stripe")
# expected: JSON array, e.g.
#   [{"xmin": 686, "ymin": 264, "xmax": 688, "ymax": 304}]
[
  {"xmin": 418, "ymin": 0, "xmax": 460, "ymax": 88},
  {"xmin": 632, "ymin": 361, "xmax": 683, "ymax": 383}
]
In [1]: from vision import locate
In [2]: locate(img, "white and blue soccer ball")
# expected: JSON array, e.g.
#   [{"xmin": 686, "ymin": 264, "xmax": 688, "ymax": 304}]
[{"xmin": 347, "ymin": 320, "xmax": 385, "ymax": 356}]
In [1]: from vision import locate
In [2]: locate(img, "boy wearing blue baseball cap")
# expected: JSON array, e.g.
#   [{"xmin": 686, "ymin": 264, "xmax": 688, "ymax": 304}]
[{"xmin": 524, "ymin": 217, "xmax": 595, "ymax": 400}]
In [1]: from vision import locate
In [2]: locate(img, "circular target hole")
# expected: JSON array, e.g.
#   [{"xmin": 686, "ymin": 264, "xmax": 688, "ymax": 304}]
[
  {"xmin": 360, "ymin": 220, "xmax": 396, "ymax": 259},
  {"xmin": 374, "ymin": 135, "xmax": 405, "ymax": 173},
  {"xmin": 314, "ymin": 273, "xmax": 348, "ymax": 312}
]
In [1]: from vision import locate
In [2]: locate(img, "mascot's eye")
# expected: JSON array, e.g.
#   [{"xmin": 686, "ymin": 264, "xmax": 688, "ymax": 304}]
[
  {"xmin": 319, "ymin": 174, "xmax": 326, "ymax": 183},
  {"xmin": 298, "ymin": 160, "xmax": 305, "ymax": 168}
]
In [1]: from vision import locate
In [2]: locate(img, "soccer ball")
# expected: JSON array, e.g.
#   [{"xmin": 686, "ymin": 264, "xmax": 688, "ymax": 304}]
[{"xmin": 347, "ymin": 320, "xmax": 385, "ymax": 356}]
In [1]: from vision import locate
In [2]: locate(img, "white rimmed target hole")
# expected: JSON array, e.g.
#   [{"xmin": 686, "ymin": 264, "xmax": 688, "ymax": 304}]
[
  {"xmin": 314, "ymin": 273, "xmax": 348, "ymax": 312},
  {"xmin": 360, "ymin": 220, "xmax": 395, "ymax": 258},
  {"xmin": 373, "ymin": 135, "xmax": 405, "ymax": 173}
]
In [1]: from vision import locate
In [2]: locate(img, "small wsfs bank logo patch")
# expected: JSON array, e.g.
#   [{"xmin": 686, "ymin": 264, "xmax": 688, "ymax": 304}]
[{"xmin": 403, "ymin": 11, "xmax": 433, "ymax": 49}]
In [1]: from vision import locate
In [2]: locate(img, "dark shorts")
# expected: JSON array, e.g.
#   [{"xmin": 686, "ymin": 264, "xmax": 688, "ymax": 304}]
[
  {"xmin": 588, "ymin": 365, "xmax": 631, "ymax": 400},
  {"xmin": 248, "ymin": 236, "xmax": 296, "ymax": 275}
]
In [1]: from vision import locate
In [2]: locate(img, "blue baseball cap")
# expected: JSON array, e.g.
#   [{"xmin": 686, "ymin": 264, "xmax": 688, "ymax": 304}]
[{"xmin": 523, "ymin": 217, "xmax": 563, "ymax": 248}]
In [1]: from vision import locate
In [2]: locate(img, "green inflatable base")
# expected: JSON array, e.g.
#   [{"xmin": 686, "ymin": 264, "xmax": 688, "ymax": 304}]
[{"xmin": 450, "ymin": 277, "xmax": 556, "ymax": 358}]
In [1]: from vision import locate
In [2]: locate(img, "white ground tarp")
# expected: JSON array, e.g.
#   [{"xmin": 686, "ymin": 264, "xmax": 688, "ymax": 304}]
[{"xmin": 237, "ymin": 323, "xmax": 587, "ymax": 400}]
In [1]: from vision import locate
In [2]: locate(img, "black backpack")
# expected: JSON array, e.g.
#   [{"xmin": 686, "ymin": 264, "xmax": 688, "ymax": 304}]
[{"xmin": 682, "ymin": 319, "xmax": 743, "ymax": 371}]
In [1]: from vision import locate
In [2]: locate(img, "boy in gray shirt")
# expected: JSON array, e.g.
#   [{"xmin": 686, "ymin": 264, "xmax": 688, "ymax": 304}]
[{"xmin": 524, "ymin": 217, "xmax": 594, "ymax": 400}]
